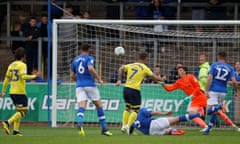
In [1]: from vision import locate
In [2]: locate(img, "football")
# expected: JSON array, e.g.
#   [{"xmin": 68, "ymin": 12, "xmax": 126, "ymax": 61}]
[{"xmin": 114, "ymin": 46, "xmax": 125, "ymax": 56}]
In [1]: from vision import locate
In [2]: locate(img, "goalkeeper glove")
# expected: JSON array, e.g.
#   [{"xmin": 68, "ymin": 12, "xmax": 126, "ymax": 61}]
[
  {"xmin": 183, "ymin": 95, "xmax": 193, "ymax": 104},
  {"xmin": 160, "ymin": 82, "xmax": 165, "ymax": 87}
]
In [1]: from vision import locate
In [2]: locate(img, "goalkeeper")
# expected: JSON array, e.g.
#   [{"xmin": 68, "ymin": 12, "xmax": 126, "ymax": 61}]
[
  {"xmin": 161, "ymin": 66, "xmax": 208, "ymax": 130},
  {"xmin": 130, "ymin": 107, "xmax": 204, "ymax": 135}
]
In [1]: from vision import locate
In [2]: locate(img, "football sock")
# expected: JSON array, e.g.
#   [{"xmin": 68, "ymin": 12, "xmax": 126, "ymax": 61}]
[
  {"xmin": 178, "ymin": 113, "xmax": 200, "ymax": 122},
  {"xmin": 77, "ymin": 107, "xmax": 85, "ymax": 127},
  {"xmin": 207, "ymin": 105, "xmax": 222, "ymax": 115},
  {"xmin": 8, "ymin": 112, "xmax": 22, "ymax": 124},
  {"xmin": 218, "ymin": 111, "xmax": 233, "ymax": 126},
  {"xmin": 97, "ymin": 108, "xmax": 107, "ymax": 131},
  {"xmin": 192, "ymin": 117, "xmax": 208, "ymax": 127},
  {"xmin": 13, "ymin": 118, "xmax": 21, "ymax": 132},
  {"xmin": 122, "ymin": 110, "xmax": 130, "ymax": 127},
  {"xmin": 207, "ymin": 114, "xmax": 217, "ymax": 130},
  {"xmin": 127, "ymin": 111, "xmax": 137, "ymax": 127}
]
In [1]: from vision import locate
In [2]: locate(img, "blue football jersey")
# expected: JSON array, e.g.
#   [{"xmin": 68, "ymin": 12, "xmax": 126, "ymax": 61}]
[
  {"xmin": 132, "ymin": 108, "xmax": 153, "ymax": 135},
  {"xmin": 71, "ymin": 54, "xmax": 96, "ymax": 87},
  {"xmin": 209, "ymin": 62, "xmax": 235, "ymax": 93}
]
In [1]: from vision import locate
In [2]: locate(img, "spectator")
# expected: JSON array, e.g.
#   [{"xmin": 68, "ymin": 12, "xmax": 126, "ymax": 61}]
[
  {"xmin": 198, "ymin": 53, "xmax": 210, "ymax": 91},
  {"xmin": 23, "ymin": 16, "xmax": 41, "ymax": 74},
  {"xmin": 149, "ymin": 0, "xmax": 168, "ymax": 32},
  {"xmin": 132, "ymin": 0, "xmax": 151, "ymax": 20},
  {"xmin": 11, "ymin": 22, "xmax": 24, "ymax": 54},
  {"xmin": 234, "ymin": 61, "xmax": 240, "ymax": 83},
  {"xmin": 50, "ymin": 0, "xmax": 64, "ymax": 20},
  {"xmin": 37, "ymin": 14, "xmax": 52, "ymax": 78},
  {"xmin": 18, "ymin": 15, "xmax": 28, "ymax": 34},
  {"xmin": 145, "ymin": 65, "xmax": 167, "ymax": 84},
  {"xmin": 208, "ymin": 0, "xmax": 227, "ymax": 32},
  {"xmin": 168, "ymin": 63, "xmax": 183, "ymax": 83}
]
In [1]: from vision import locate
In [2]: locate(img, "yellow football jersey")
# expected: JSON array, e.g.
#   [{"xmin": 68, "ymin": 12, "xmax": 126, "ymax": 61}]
[
  {"xmin": 124, "ymin": 63, "xmax": 153, "ymax": 90},
  {"xmin": 2, "ymin": 60, "xmax": 36, "ymax": 95}
]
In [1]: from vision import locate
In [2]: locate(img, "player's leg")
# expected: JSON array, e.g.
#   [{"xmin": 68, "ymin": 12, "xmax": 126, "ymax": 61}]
[
  {"xmin": 76, "ymin": 87, "xmax": 87, "ymax": 136},
  {"xmin": 121, "ymin": 87, "xmax": 131, "ymax": 132},
  {"xmin": 216, "ymin": 93, "xmax": 240, "ymax": 131},
  {"xmin": 188, "ymin": 106, "xmax": 207, "ymax": 128},
  {"xmin": 89, "ymin": 87, "xmax": 112, "ymax": 136},
  {"xmin": 2, "ymin": 95, "xmax": 28, "ymax": 136},
  {"xmin": 126, "ymin": 88, "xmax": 141, "ymax": 129}
]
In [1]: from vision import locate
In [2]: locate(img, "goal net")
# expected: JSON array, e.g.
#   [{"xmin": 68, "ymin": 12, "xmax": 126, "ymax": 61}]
[{"xmin": 52, "ymin": 19, "xmax": 240, "ymax": 129}]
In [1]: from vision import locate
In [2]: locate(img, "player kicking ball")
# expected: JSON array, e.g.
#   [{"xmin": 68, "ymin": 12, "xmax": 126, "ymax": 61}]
[{"xmin": 130, "ymin": 107, "xmax": 204, "ymax": 136}]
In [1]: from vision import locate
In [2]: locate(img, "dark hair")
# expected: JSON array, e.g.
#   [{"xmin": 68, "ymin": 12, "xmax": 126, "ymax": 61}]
[
  {"xmin": 81, "ymin": 43, "xmax": 91, "ymax": 52},
  {"xmin": 155, "ymin": 64, "xmax": 161, "ymax": 69},
  {"xmin": 177, "ymin": 66, "xmax": 188, "ymax": 74},
  {"xmin": 217, "ymin": 51, "xmax": 227, "ymax": 59},
  {"xmin": 15, "ymin": 47, "xmax": 25, "ymax": 60},
  {"xmin": 139, "ymin": 52, "xmax": 148, "ymax": 60}
]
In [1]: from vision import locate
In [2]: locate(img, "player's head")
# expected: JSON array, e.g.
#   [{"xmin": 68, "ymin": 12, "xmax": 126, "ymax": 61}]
[
  {"xmin": 80, "ymin": 43, "xmax": 91, "ymax": 54},
  {"xmin": 177, "ymin": 66, "xmax": 188, "ymax": 78},
  {"xmin": 154, "ymin": 65, "xmax": 161, "ymax": 76},
  {"xmin": 138, "ymin": 52, "xmax": 148, "ymax": 63},
  {"xmin": 217, "ymin": 51, "xmax": 227, "ymax": 61},
  {"xmin": 235, "ymin": 61, "xmax": 240, "ymax": 71},
  {"xmin": 199, "ymin": 53, "xmax": 207, "ymax": 64},
  {"xmin": 15, "ymin": 47, "xmax": 26, "ymax": 60}
]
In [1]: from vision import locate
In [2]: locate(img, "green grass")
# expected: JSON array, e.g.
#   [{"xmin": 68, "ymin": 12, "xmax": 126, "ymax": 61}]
[{"xmin": 0, "ymin": 126, "xmax": 240, "ymax": 144}]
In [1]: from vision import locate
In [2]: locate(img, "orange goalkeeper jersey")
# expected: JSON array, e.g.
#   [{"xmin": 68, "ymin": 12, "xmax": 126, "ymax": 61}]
[{"xmin": 163, "ymin": 74, "xmax": 206, "ymax": 108}]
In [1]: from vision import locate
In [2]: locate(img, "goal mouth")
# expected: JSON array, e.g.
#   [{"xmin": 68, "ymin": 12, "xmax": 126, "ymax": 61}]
[{"xmin": 51, "ymin": 19, "xmax": 240, "ymax": 127}]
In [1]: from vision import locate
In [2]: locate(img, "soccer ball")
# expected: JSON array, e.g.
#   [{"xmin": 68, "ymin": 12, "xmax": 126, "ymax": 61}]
[{"xmin": 114, "ymin": 46, "xmax": 125, "ymax": 56}]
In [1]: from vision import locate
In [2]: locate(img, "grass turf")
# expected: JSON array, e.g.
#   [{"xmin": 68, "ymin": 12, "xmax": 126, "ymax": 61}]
[{"xmin": 0, "ymin": 126, "xmax": 240, "ymax": 144}]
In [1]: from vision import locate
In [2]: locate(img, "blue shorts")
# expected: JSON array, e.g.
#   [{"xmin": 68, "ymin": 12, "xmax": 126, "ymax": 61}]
[{"xmin": 123, "ymin": 87, "xmax": 141, "ymax": 110}]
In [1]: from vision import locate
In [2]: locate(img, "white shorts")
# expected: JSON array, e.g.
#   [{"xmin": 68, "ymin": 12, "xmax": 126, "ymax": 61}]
[
  {"xmin": 76, "ymin": 87, "xmax": 100, "ymax": 102},
  {"xmin": 207, "ymin": 91, "xmax": 226, "ymax": 106},
  {"xmin": 149, "ymin": 118, "xmax": 170, "ymax": 135}
]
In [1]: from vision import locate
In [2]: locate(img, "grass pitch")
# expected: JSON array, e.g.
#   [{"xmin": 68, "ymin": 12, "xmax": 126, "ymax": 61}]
[{"xmin": 0, "ymin": 126, "xmax": 239, "ymax": 144}]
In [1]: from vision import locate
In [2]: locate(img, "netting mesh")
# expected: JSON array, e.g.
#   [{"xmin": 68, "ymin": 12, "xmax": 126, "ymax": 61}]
[{"xmin": 54, "ymin": 20, "xmax": 240, "ymax": 128}]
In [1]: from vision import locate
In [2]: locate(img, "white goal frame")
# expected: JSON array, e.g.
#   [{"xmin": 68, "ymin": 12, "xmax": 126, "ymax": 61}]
[{"xmin": 52, "ymin": 19, "xmax": 240, "ymax": 127}]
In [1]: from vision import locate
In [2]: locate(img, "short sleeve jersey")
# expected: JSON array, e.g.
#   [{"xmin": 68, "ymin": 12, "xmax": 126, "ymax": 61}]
[
  {"xmin": 209, "ymin": 62, "xmax": 235, "ymax": 93},
  {"xmin": 71, "ymin": 54, "xmax": 96, "ymax": 87},
  {"xmin": 132, "ymin": 108, "xmax": 153, "ymax": 135},
  {"xmin": 5, "ymin": 61, "xmax": 28, "ymax": 94},
  {"xmin": 124, "ymin": 63, "xmax": 153, "ymax": 90}
]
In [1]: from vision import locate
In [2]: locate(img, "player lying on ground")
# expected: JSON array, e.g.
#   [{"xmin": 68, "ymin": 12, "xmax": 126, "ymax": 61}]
[{"xmin": 130, "ymin": 107, "xmax": 204, "ymax": 135}]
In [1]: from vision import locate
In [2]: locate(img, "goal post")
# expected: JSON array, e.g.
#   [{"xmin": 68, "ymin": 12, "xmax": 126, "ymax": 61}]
[{"xmin": 52, "ymin": 19, "xmax": 240, "ymax": 128}]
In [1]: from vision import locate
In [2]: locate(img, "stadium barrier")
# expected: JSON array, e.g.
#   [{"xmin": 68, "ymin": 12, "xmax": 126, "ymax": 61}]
[{"xmin": 0, "ymin": 83, "xmax": 235, "ymax": 123}]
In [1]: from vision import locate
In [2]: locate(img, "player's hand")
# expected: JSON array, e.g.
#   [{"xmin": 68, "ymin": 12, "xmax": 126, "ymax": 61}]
[
  {"xmin": 161, "ymin": 76, "xmax": 167, "ymax": 82},
  {"xmin": 205, "ymin": 91, "xmax": 209, "ymax": 98},
  {"xmin": 183, "ymin": 95, "xmax": 193, "ymax": 104},
  {"xmin": 99, "ymin": 79, "xmax": 103, "ymax": 85},
  {"xmin": 116, "ymin": 80, "xmax": 121, "ymax": 86},
  {"xmin": 160, "ymin": 82, "xmax": 165, "ymax": 87},
  {"xmin": 165, "ymin": 111, "xmax": 173, "ymax": 116},
  {"xmin": 233, "ymin": 91, "xmax": 238, "ymax": 98},
  {"xmin": 1, "ymin": 92, "xmax": 6, "ymax": 98}
]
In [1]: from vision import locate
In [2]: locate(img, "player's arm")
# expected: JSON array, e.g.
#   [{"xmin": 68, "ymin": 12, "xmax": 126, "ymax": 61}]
[
  {"xmin": 88, "ymin": 65, "xmax": 103, "ymax": 84},
  {"xmin": 116, "ymin": 65, "xmax": 125, "ymax": 86},
  {"xmin": 22, "ymin": 74, "xmax": 37, "ymax": 80},
  {"xmin": 70, "ymin": 71, "xmax": 76, "ymax": 81},
  {"xmin": 162, "ymin": 81, "xmax": 179, "ymax": 92},
  {"xmin": 1, "ymin": 73, "xmax": 10, "ymax": 98},
  {"xmin": 205, "ymin": 74, "xmax": 213, "ymax": 97},
  {"xmin": 231, "ymin": 76, "xmax": 239, "ymax": 97}
]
